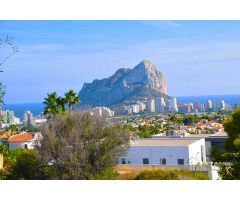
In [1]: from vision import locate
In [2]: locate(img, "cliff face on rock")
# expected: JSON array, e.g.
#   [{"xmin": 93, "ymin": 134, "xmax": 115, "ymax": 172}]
[{"xmin": 78, "ymin": 60, "xmax": 169, "ymax": 108}]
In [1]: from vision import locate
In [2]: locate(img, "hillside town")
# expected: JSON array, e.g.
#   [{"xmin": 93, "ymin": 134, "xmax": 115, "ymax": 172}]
[{"xmin": 0, "ymin": 98, "xmax": 231, "ymax": 179}]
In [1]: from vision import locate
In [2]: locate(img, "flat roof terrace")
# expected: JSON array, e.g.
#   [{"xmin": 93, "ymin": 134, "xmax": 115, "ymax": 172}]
[{"xmin": 131, "ymin": 138, "xmax": 202, "ymax": 147}]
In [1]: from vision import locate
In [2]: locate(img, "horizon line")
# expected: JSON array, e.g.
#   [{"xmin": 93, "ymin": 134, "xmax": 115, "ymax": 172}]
[{"xmin": 3, "ymin": 93, "xmax": 240, "ymax": 105}]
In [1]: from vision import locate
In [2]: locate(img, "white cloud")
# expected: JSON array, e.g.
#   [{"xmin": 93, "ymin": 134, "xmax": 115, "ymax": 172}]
[{"xmin": 141, "ymin": 20, "xmax": 183, "ymax": 29}]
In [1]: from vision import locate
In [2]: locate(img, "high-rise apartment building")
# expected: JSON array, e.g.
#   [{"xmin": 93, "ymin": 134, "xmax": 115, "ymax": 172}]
[
  {"xmin": 23, "ymin": 111, "xmax": 34, "ymax": 126},
  {"xmin": 169, "ymin": 98, "xmax": 178, "ymax": 113},
  {"xmin": 146, "ymin": 98, "xmax": 155, "ymax": 113},
  {"xmin": 155, "ymin": 97, "xmax": 166, "ymax": 113}
]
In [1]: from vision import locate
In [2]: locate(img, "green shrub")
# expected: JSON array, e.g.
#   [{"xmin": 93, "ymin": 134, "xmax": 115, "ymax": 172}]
[
  {"xmin": 94, "ymin": 168, "xmax": 118, "ymax": 180},
  {"xmin": 7, "ymin": 150, "xmax": 45, "ymax": 180},
  {"xmin": 134, "ymin": 169, "xmax": 180, "ymax": 180},
  {"xmin": 0, "ymin": 169, "xmax": 8, "ymax": 180}
]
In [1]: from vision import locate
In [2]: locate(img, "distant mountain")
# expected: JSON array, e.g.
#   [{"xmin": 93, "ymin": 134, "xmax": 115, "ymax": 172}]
[{"xmin": 78, "ymin": 60, "xmax": 170, "ymax": 108}]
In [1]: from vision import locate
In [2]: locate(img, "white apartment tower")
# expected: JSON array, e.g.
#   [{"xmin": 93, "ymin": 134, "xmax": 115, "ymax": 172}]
[
  {"xmin": 169, "ymin": 98, "xmax": 178, "ymax": 113},
  {"xmin": 155, "ymin": 97, "xmax": 166, "ymax": 113},
  {"xmin": 147, "ymin": 98, "xmax": 155, "ymax": 113},
  {"xmin": 23, "ymin": 111, "xmax": 34, "ymax": 126},
  {"xmin": 137, "ymin": 101, "xmax": 146, "ymax": 112},
  {"xmin": 207, "ymin": 100, "xmax": 213, "ymax": 110},
  {"xmin": 212, "ymin": 100, "xmax": 226, "ymax": 111}
]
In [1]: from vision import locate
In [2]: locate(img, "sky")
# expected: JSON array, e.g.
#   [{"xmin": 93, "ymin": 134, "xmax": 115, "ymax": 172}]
[{"xmin": 0, "ymin": 20, "xmax": 240, "ymax": 104}]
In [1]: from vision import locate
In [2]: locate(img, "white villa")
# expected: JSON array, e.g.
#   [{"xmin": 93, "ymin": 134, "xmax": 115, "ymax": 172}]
[
  {"xmin": 119, "ymin": 138, "xmax": 206, "ymax": 166},
  {"xmin": 8, "ymin": 132, "xmax": 42, "ymax": 149}
]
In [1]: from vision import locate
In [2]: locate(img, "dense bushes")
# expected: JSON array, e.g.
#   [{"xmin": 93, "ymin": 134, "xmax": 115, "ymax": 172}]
[
  {"xmin": 1, "ymin": 112, "xmax": 130, "ymax": 180},
  {"xmin": 7, "ymin": 150, "xmax": 45, "ymax": 180},
  {"xmin": 211, "ymin": 109, "xmax": 240, "ymax": 179},
  {"xmin": 94, "ymin": 168, "xmax": 119, "ymax": 180},
  {"xmin": 137, "ymin": 124, "xmax": 160, "ymax": 138},
  {"xmin": 0, "ymin": 144, "xmax": 46, "ymax": 180}
]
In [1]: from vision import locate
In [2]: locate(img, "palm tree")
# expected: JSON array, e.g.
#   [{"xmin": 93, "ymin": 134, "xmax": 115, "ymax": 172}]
[
  {"xmin": 56, "ymin": 96, "xmax": 66, "ymax": 113},
  {"xmin": 64, "ymin": 89, "xmax": 80, "ymax": 111},
  {"xmin": 43, "ymin": 92, "xmax": 66, "ymax": 116},
  {"xmin": 7, "ymin": 124, "xmax": 20, "ymax": 135}
]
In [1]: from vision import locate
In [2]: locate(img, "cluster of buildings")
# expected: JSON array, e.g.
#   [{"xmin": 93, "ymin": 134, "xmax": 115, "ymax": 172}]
[
  {"xmin": 113, "ymin": 97, "xmax": 176, "ymax": 115},
  {"xmin": 178, "ymin": 99, "xmax": 233, "ymax": 113},
  {"xmin": 113, "ymin": 101, "xmax": 146, "ymax": 115},
  {"xmin": 0, "ymin": 110, "xmax": 46, "ymax": 129},
  {"xmin": 0, "ymin": 110, "xmax": 226, "ymax": 180},
  {"xmin": 164, "ymin": 121, "xmax": 224, "ymax": 137},
  {"xmin": 22, "ymin": 111, "xmax": 46, "ymax": 127},
  {"xmin": 0, "ymin": 101, "xmax": 230, "ymax": 180},
  {"xmin": 97, "ymin": 98, "xmax": 232, "ymax": 117},
  {"xmin": 0, "ymin": 110, "xmax": 20, "ymax": 128},
  {"xmin": 88, "ymin": 107, "xmax": 114, "ymax": 117},
  {"xmin": 86, "ymin": 97, "xmax": 233, "ymax": 120}
]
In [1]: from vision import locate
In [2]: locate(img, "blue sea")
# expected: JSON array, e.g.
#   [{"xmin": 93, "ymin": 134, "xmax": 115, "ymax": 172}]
[
  {"xmin": 177, "ymin": 94, "xmax": 240, "ymax": 106},
  {"xmin": 2, "ymin": 94, "xmax": 240, "ymax": 119},
  {"xmin": 2, "ymin": 103, "xmax": 44, "ymax": 120}
]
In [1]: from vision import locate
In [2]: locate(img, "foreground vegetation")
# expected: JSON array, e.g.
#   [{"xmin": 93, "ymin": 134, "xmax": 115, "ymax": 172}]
[
  {"xmin": 116, "ymin": 166, "xmax": 208, "ymax": 180},
  {"xmin": 1, "ymin": 146, "xmax": 209, "ymax": 180},
  {"xmin": 211, "ymin": 109, "xmax": 240, "ymax": 179},
  {"xmin": 0, "ymin": 112, "xmax": 130, "ymax": 180}
]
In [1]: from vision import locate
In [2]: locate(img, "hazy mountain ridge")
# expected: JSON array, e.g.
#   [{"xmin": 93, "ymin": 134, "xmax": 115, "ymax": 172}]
[{"xmin": 78, "ymin": 60, "xmax": 169, "ymax": 108}]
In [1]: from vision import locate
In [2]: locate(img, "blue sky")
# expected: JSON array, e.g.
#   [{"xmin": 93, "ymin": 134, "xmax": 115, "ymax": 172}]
[{"xmin": 0, "ymin": 20, "xmax": 240, "ymax": 104}]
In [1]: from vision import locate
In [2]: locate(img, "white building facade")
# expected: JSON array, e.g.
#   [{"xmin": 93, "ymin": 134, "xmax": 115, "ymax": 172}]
[
  {"xmin": 8, "ymin": 132, "xmax": 42, "ymax": 149},
  {"xmin": 92, "ymin": 107, "xmax": 114, "ymax": 117},
  {"xmin": 9, "ymin": 139, "xmax": 36, "ymax": 149},
  {"xmin": 155, "ymin": 97, "xmax": 166, "ymax": 113},
  {"xmin": 146, "ymin": 98, "xmax": 155, "ymax": 113},
  {"xmin": 23, "ymin": 111, "xmax": 34, "ymax": 126},
  {"xmin": 169, "ymin": 98, "xmax": 178, "ymax": 113},
  {"xmin": 119, "ymin": 138, "xmax": 206, "ymax": 166}
]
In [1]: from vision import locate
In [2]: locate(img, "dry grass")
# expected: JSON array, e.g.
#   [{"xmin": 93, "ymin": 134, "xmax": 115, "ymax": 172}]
[{"xmin": 115, "ymin": 165, "xmax": 209, "ymax": 180}]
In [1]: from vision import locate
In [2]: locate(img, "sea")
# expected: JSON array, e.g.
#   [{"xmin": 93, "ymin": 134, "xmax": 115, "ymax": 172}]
[
  {"xmin": 2, "ymin": 103, "xmax": 44, "ymax": 120},
  {"xmin": 2, "ymin": 94, "xmax": 240, "ymax": 120}
]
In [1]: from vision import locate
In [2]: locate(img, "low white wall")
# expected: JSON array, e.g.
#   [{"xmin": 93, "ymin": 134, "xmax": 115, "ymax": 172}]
[
  {"xmin": 9, "ymin": 141, "xmax": 35, "ymax": 149},
  {"xmin": 188, "ymin": 138, "xmax": 206, "ymax": 165}
]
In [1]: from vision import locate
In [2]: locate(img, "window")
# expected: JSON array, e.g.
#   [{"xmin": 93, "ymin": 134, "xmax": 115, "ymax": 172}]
[
  {"xmin": 160, "ymin": 158, "xmax": 167, "ymax": 165},
  {"xmin": 178, "ymin": 159, "xmax": 184, "ymax": 165},
  {"xmin": 201, "ymin": 145, "xmax": 204, "ymax": 162},
  {"xmin": 24, "ymin": 144, "xmax": 28, "ymax": 149},
  {"xmin": 143, "ymin": 158, "xmax": 149, "ymax": 164},
  {"xmin": 121, "ymin": 158, "xmax": 126, "ymax": 164}
]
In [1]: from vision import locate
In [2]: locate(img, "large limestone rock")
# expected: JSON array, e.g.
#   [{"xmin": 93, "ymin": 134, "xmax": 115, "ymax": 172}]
[{"xmin": 78, "ymin": 60, "xmax": 169, "ymax": 108}]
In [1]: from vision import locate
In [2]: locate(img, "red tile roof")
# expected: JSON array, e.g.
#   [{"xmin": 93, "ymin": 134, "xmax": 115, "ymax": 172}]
[
  {"xmin": 185, "ymin": 126, "xmax": 193, "ymax": 129},
  {"xmin": 8, "ymin": 133, "xmax": 33, "ymax": 143}
]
